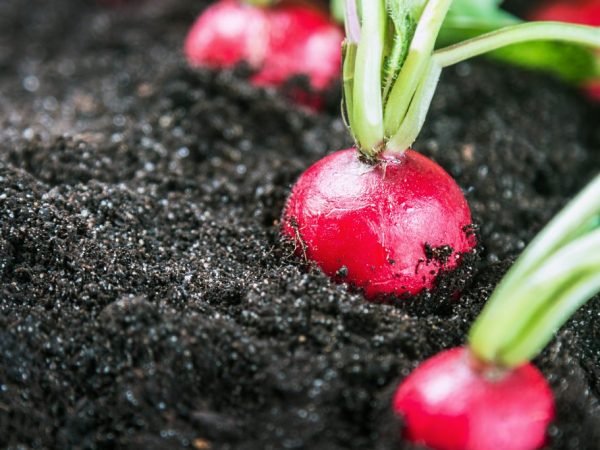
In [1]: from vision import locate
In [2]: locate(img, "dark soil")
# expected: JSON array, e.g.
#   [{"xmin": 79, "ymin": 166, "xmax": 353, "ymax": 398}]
[{"xmin": 1, "ymin": 0, "xmax": 599, "ymax": 449}]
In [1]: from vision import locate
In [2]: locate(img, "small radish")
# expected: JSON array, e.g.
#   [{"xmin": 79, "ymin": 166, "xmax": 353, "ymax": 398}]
[
  {"xmin": 184, "ymin": 0, "xmax": 343, "ymax": 104},
  {"xmin": 251, "ymin": 4, "xmax": 344, "ymax": 91},
  {"xmin": 282, "ymin": 0, "xmax": 599, "ymax": 300},
  {"xmin": 184, "ymin": 1, "xmax": 270, "ymax": 70},
  {"xmin": 393, "ymin": 348, "xmax": 554, "ymax": 450},
  {"xmin": 393, "ymin": 175, "xmax": 600, "ymax": 450},
  {"xmin": 282, "ymin": 149, "xmax": 474, "ymax": 299}
]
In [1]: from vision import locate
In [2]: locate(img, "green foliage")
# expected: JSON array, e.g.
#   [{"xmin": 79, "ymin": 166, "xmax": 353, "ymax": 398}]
[
  {"xmin": 470, "ymin": 176, "xmax": 600, "ymax": 367},
  {"xmin": 343, "ymin": 0, "xmax": 429, "ymax": 155},
  {"xmin": 337, "ymin": 0, "xmax": 600, "ymax": 83}
]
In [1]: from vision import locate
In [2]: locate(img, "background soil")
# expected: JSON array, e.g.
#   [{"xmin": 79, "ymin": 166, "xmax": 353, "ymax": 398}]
[{"xmin": 1, "ymin": 0, "xmax": 599, "ymax": 449}]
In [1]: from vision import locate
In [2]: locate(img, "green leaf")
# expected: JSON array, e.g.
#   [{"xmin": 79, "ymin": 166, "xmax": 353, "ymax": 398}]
[{"xmin": 382, "ymin": 1, "xmax": 426, "ymax": 102}]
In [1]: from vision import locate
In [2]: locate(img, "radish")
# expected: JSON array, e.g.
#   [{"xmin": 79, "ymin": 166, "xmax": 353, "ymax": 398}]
[
  {"xmin": 394, "ymin": 348, "xmax": 554, "ymax": 450},
  {"xmin": 393, "ymin": 175, "xmax": 600, "ymax": 450},
  {"xmin": 529, "ymin": 0, "xmax": 600, "ymax": 100},
  {"xmin": 184, "ymin": 0, "xmax": 343, "ymax": 105},
  {"xmin": 184, "ymin": 1, "xmax": 270, "ymax": 70},
  {"xmin": 282, "ymin": 149, "xmax": 475, "ymax": 299},
  {"xmin": 282, "ymin": 0, "xmax": 600, "ymax": 299},
  {"xmin": 251, "ymin": 4, "xmax": 344, "ymax": 91}
]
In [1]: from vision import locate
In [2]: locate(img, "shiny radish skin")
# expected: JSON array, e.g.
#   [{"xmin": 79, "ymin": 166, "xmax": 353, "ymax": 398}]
[
  {"xmin": 393, "ymin": 348, "xmax": 555, "ymax": 450},
  {"xmin": 184, "ymin": 0, "xmax": 343, "ymax": 94},
  {"xmin": 184, "ymin": 0, "xmax": 270, "ymax": 69},
  {"xmin": 281, "ymin": 149, "xmax": 475, "ymax": 300}
]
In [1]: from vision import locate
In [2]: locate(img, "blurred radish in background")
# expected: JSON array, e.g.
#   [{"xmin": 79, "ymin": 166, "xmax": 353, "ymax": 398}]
[{"xmin": 184, "ymin": 0, "xmax": 343, "ymax": 109}]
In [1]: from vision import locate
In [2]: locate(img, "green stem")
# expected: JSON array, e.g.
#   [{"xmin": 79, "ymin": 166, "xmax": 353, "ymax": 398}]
[
  {"xmin": 383, "ymin": 0, "xmax": 453, "ymax": 137},
  {"xmin": 469, "ymin": 175, "xmax": 600, "ymax": 368},
  {"xmin": 342, "ymin": 42, "xmax": 357, "ymax": 135},
  {"xmin": 385, "ymin": 21, "xmax": 600, "ymax": 154},
  {"xmin": 385, "ymin": 61, "xmax": 442, "ymax": 154},
  {"xmin": 500, "ymin": 268, "xmax": 600, "ymax": 367},
  {"xmin": 352, "ymin": 0, "xmax": 387, "ymax": 156},
  {"xmin": 435, "ymin": 22, "xmax": 600, "ymax": 68}
]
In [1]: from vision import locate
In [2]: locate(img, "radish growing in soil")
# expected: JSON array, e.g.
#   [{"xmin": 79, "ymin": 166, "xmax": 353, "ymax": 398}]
[
  {"xmin": 282, "ymin": 0, "xmax": 600, "ymax": 300},
  {"xmin": 184, "ymin": 0, "xmax": 343, "ymax": 107},
  {"xmin": 394, "ymin": 175, "xmax": 600, "ymax": 450}
]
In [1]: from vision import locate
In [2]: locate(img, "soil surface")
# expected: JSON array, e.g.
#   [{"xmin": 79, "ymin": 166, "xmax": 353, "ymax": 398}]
[{"xmin": 1, "ymin": 0, "xmax": 599, "ymax": 449}]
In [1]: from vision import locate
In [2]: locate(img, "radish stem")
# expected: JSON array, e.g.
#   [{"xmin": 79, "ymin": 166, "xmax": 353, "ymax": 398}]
[
  {"xmin": 383, "ymin": 0, "xmax": 453, "ymax": 137},
  {"xmin": 385, "ymin": 60, "xmax": 442, "ymax": 154},
  {"xmin": 470, "ymin": 175, "xmax": 600, "ymax": 367},
  {"xmin": 352, "ymin": 0, "xmax": 386, "ymax": 154},
  {"xmin": 343, "ymin": 2, "xmax": 600, "ymax": 157},
  {"xmin": 435, "ymin": 22, "xmax": 600, "ymax": 68}
]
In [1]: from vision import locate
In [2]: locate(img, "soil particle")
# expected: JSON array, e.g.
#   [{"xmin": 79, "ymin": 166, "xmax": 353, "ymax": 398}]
[{"xmin": 1, "ymin": 0, "xmax": 599, "ymax": 449}]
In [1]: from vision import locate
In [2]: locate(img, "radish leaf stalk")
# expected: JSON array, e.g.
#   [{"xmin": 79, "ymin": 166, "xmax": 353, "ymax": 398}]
[
  {"xmin": 434, "ymin": 22, "xmax": 600, "ymax": 68},
  {"xmin": 342, "ymin": 0, "xmax": 600, "ymax": 158},
  {"xmin": 386, "ymin": 21, "xmax": 600, "ymax": 152},
  {"xmin": 470, "ymin": 174, "xmax": 600, "ymax": 367},
  {"xmin": 383, "ymin": 0, "xmax": 453, "ymax": 137},
  {"xmin": 351, "ymin": 0, "xmax": 387, "ymax": 153}
]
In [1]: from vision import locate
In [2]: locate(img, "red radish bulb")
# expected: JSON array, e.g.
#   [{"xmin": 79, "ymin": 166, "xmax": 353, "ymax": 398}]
[
  {"xmin": 184, "ymin": 0, "xmax": 343, "ymax": 105},
  {"xmin": 281, "ymin": 148, "xmax": 475, "ymax": 300},
  {"xmin": 184, "ymin": 0, "xmax": 270, "ymax": 69},
  {"xmin": 250, "ymin": 5, "xmax": 344, "ymax": 91},
  {"xmin": 393, "ymin": 347, "xmax": 555, "ymax": 450}
]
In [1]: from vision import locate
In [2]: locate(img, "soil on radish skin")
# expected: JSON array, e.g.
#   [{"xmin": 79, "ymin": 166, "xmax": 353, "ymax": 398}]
[{"xmin": 1, "ymin": 0, "xmax": 599, "ymax": 449}]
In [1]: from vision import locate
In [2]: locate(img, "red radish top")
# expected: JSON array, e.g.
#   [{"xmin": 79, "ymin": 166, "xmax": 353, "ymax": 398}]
[
  {"xmin": 184, "ymin": 0, "xmax": 343, "ymax": 92},
  {"xmin": 251, "ymin": 5, "xmax": 344, "ymax": 90},
  {"xmin": 393, "ymin": 347, "xmax": 555, "ymax": 450},
  {"xmin": 184, "ymin": 0, "xmax": 270, "ymax": 69},
  {"xmin": 282, "ymin": 148, "xmax": 475, "ymax": 299}
]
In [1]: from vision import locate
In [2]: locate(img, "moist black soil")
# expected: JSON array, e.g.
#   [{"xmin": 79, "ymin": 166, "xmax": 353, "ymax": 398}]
[{"xmin": 1, "ymin": 1, "xmax": 599, "ymax": 449}]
